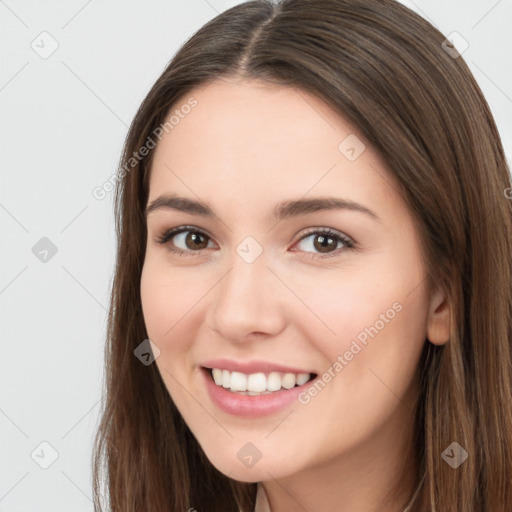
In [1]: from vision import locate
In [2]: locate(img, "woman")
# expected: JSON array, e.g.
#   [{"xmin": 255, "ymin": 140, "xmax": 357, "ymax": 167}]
[{"xmin": 92, "ymin": 0, "xmax": 512, "ymax": 510}]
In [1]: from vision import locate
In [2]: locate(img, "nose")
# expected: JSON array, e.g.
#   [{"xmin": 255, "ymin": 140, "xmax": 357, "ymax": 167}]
[{"xmin": 207, "ymin": 247, "xmax": 287, "ymax": 344}]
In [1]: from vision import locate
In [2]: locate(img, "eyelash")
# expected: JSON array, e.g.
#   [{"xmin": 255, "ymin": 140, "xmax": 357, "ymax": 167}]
[{"xmin": 155, "ymin": 225, "xmax": 355, "ymax": 260}]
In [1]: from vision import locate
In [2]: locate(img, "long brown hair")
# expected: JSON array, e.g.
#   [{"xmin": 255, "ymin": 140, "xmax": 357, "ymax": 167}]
[{"xmin": 92, "ymin": 0, "xmax": 512, "ymax": 510}]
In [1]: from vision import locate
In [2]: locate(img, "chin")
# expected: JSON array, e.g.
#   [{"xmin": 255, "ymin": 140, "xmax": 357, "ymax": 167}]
[{"xmin": 203, "ymin": 447, "xmax": 298, "ymax": 482}]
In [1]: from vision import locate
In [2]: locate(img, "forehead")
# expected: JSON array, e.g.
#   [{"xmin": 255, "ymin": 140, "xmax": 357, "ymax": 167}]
[
  {"xmin": 147, "ymin": 78, "xmax": 401, "ymax": 223},
  {"xmin": 155, "ymin": 77, "xmax": 362, "ymax": 164}
]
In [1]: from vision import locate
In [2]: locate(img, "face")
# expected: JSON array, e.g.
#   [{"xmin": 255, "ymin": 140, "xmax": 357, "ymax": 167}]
[{"xmin": 140, "ymin": 77, "xmax": 439, "ymax": 484}]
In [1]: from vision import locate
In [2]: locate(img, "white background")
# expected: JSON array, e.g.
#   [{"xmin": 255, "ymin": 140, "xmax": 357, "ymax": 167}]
[{"xmin": 1, "ymin": 1, "xmax": 511, "ymax": 510}]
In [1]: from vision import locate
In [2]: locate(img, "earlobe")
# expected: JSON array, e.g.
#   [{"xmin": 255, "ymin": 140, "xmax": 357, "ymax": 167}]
[{"xmin": 426, "ymin": 287, "xmax": 451, "ymax": 345}]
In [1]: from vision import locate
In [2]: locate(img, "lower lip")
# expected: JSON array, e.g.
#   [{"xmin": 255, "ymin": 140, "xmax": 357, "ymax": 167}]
[{"xmin": 201, "ymin": 367, "xmax": 314, "ymax": 418}]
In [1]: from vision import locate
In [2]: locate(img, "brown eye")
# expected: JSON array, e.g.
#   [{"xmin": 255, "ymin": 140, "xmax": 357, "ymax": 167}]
[
  {"xmin": 183, "ymin": 231, "xmax": 209, "ymax": 250},
  {"xmin": 312, "ymin": 233, "xmax": 339, "ymax": 253},
  {"xmin": 156, "ymin": 227, "xmax": 215, "ymax": 256},
  {"xmin": 293, "ymin": 228, "xmax": 354, "ymax": 258}
]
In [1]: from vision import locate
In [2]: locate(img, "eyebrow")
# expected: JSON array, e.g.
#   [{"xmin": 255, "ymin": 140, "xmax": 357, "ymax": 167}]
[{"xmin": 145, "ymin": 194, "xmax": 380, "ymax": 222}]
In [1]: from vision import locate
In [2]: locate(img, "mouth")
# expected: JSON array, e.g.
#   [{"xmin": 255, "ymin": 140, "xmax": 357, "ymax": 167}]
[
  {"xmin": 205, "ymin": 367, "xmax": 317, "ymax": 395},
  {"xmin": 199, "ymin": 359, "xmax": 319, "ymax": 417}
]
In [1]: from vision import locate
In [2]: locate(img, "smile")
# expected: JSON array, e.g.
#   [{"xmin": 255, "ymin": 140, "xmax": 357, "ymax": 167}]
[
  {"xmin": 210, "ymin": 368, "xmax": 314, "ymax": 395},
  {"xmin": 200, "ymin": 364, "xmax": 319, "ymax": 417}
]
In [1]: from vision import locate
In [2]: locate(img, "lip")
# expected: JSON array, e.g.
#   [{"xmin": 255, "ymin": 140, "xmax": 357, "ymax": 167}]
[
  {"xmin": 201, "ymin": 358, "xmax": 315, "ymax": 375},
  {"xmin": 200, "ymin": 366, "xmax": 317, "ymax": 418}
]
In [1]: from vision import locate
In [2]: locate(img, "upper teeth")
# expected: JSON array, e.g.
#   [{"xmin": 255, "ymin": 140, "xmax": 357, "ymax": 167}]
[{"xmin": 211, "ymin": 368, "xmax": 311, "ymax": 393}]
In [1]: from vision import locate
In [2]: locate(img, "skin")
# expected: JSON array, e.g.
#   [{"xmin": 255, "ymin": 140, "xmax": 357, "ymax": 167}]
[{"xmin": 140, "ymin": 77, "xmax": 450, "ymax": 512}]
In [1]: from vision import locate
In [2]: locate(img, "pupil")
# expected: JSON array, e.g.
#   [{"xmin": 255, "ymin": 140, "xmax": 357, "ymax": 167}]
[
  {"xmin": 314, "ymin": 235, "xmax": 336, "ymax": 253},
  {"xmin": 187, "ymin": 232, "xmax": 208, "ymax": 249}
]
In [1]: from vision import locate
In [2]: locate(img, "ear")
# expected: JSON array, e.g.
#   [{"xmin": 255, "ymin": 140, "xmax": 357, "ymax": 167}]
[{"xmin": 426, "ymin": 286, "xmax": 450, "ymax": 345}]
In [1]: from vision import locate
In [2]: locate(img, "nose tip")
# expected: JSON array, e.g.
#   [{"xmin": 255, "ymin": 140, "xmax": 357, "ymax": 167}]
[{"xmin": 207, "ymin": 251, "xmax": 286, "ymax": 343}]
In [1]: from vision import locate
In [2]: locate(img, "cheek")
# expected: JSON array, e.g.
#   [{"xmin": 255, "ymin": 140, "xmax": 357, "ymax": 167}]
[
  {"xmin": 140, "ymin": 263, "xmax": 171, "ymax": 343},
  {"xmin": 140, "ymin": 260, "xmax": 204, "ymax": 352},
  {"xmin": 290, "ymin": 290, "xmax": 427, "ymax": 464},
  {"xmin": 291, "ymin": 248, "xmax": 428, "ymax": 399},
  {"xmin": 329, "ymin": 278, "xmax": 428, "ymax": 411},
  {"xmin": 140, "ymin": 260, "xmax": 205, "ymax": 408},
  {"xmin": 285, "ymin": 261, "xmax": 413, "ymax": 360}
]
